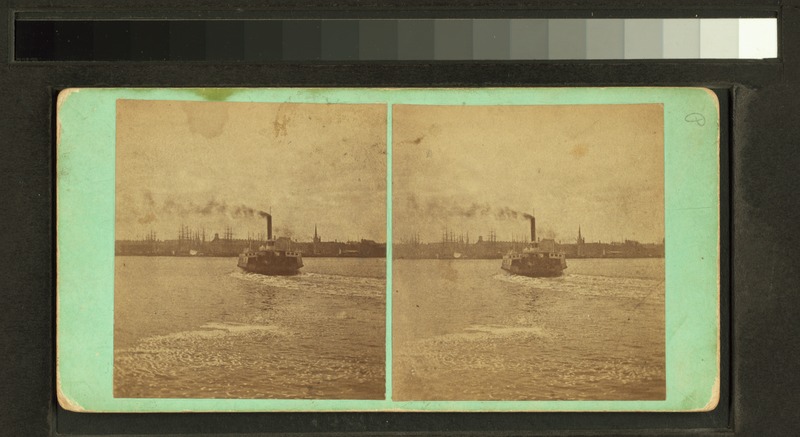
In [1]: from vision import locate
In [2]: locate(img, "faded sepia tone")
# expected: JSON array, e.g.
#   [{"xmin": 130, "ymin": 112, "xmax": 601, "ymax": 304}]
[
  {"xmin": 116, "ymin": 100, "xmax": 386, "ymax": 242},
  {"xmin": 114, "ymin": 100, "xmax": 386, "ymax": 399},
  {"xmin": 393, "ymin": 104, "xmax": 664, "ymax": 243},
  {"xmin": 392, "ymin": 104, "xmax": 665, "ymax": 401}
]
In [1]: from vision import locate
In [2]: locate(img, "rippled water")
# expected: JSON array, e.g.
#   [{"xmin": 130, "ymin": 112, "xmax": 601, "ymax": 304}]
[
  {"xmin": 115, "ymin": 256, "xmax": 664, "ymax": 401},
  {"xmin": 114, "ymin": 256, "xmax": 385, "ymax": 399},
  {"xmin": 392, "ymin": 258, "xmax": 665, "ymax": 401}
]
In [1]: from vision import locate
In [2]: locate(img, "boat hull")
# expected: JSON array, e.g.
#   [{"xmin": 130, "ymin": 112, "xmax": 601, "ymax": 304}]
[
  {"xmin": 238, "ymin": 250, "xmax": 303, "ymax": 276},
  {"xmin": 501, "ymin": 254, "xmax": 566, "ymax": 277}
]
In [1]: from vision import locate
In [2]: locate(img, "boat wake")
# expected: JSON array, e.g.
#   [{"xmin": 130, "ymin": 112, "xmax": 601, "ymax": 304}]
[
  {"xmin": 493, "ymin": 271, "xmax": 663, "ymax": 300},
  {"xmin": 230, "ymin": 269, "xmax": 385, "ymax": 299}
]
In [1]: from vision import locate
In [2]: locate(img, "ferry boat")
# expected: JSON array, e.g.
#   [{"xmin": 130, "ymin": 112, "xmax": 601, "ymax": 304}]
[
  {"xmin": 501, "ymin": 215, "xmax": 566, "ymax": 277},
  {"xmin": 237, "ymin": 213, "xmax": 303, "ymax": 275}
]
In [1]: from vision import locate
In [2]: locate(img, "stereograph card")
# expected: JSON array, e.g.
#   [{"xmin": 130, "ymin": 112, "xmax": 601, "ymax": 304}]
[{"xmin": 56, "ymin": 87, "xmax": 719, "ymax": 412}]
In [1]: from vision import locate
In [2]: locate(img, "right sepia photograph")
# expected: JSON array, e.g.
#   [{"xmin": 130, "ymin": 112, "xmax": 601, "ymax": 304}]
[{"xmin": 392, "ymin": 103, "xmax": 665, "ymax": 401}]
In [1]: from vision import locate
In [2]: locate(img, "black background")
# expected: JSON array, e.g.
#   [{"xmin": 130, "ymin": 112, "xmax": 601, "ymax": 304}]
[{"xmin": 1, "ymin": 0, "xmax": 798, "ymax": 435}]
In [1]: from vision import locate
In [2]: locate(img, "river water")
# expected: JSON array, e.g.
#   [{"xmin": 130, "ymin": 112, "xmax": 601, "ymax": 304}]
[
  {"xmin": 115, "ymin": 256, "xmax": 664, "ymax": 401},
  {"xmin": 392, "ymin": 258, "xmax": 665, "ymax": 401},
  {"xmin": 114, "ymin": 256, "xmax": 385, "ymax": 399}
]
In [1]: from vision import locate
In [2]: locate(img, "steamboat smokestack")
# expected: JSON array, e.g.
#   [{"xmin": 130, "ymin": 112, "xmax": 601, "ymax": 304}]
[
  {"xmin": 530, "ymin": 215, "xmax": 536, "ymax": 242},
  {"xmin": 265, "ymin": 213, "xmax": 272, "ymax": 240}
]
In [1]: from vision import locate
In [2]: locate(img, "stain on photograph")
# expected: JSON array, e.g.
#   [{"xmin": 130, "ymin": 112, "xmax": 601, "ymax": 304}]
[{"xmin": 392, "ymin": 104, "xmax": 665, "ymax": 401}]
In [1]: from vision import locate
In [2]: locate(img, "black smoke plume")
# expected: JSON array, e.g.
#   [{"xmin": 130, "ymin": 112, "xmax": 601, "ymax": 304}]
[
  {"xmin": 144, "ymin": 192, "xmax": 269, "ymax": 219},
  {"xmin": 405, "ymin": 194, "xmax": 533, "ymax": 221}
]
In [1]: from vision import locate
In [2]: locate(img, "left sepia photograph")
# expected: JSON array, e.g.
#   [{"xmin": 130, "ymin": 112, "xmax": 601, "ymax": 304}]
[{"xmin": 113, "ymin": 100, "xmax": 387, "ymax": 399}]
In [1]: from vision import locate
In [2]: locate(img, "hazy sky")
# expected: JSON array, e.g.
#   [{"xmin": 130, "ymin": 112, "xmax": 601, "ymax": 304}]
[
  {"xmin": 392, "ymin": 104, "xmax": 664, "ymax": 244},
  {"xmin": 116, "ymin": 100, "xmax": 386, "ymax": 242}
]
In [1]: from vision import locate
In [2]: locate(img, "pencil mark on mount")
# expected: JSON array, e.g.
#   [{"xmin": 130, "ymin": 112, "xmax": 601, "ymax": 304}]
[{"xmin": 685, "ymin": 113, "xmax": 706, "ymax": 126}]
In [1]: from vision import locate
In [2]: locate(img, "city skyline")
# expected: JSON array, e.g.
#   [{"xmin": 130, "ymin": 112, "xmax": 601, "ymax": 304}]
[
  {"xmin": 115, "ymin": 100, "xmax": 387, "ymax": 242},
  {"xmin": 119, "ymin": 221, "xmax": 658, "ymax": 246},
  {"xmin": 119, "ymin": 221, "xmax": 385, "ymax": 244},
  {"xmin": 394, "ymin": 224, "xmax": 664, "ymax": 246}
]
